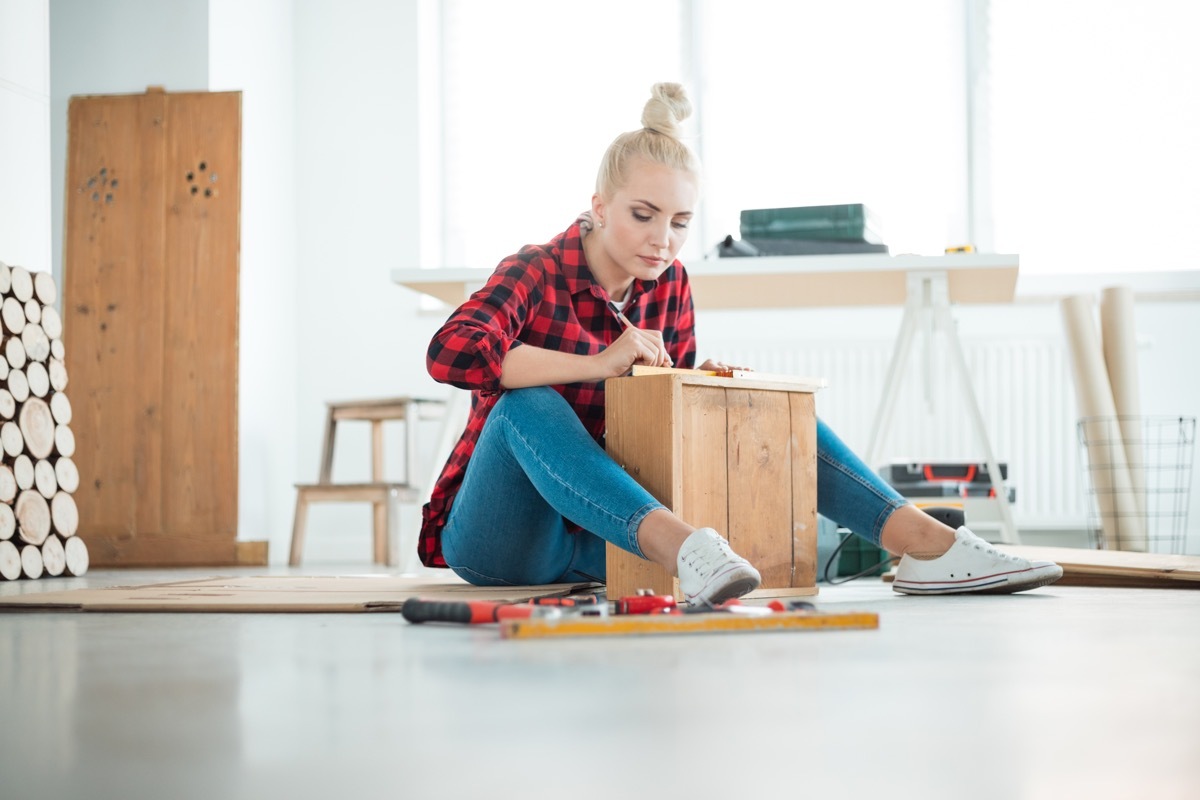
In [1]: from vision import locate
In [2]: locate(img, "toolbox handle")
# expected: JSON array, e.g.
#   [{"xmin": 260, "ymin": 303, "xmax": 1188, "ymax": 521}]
[{"xmin": 923, "ymin": 464, "xmax": 977, "ymax": 483}]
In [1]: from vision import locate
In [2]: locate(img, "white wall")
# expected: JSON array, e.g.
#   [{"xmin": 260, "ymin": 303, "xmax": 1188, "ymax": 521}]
[
  {"xmin": 291, "ymin": 0, "xmax": 445, "ymax": 564},
  {"xmin": 49, "ymin": 0, "xmax": 209, "ymax": 284},
  {"xmin": 49, "ymin": 0, "xmax": 308, "ymax": 561},
  {"xmin": 207, "ymin": 0, "xmax": 299, "ymax": 555},
  {"xmin": 0, "ymin": 0, "xmax": 51, "ymax": 272}
]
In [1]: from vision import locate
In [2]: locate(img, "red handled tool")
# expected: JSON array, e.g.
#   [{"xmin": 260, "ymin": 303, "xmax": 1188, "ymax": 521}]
[
  {"xmin": 401, "ymin": 599, "xmax": 536, "ymax": 624},
  {"xmin": 527, "ymin": 595, "xmax": 600, "ymax": 607},
  {"xmin": 614, "ymin": 593, "xmax": 678, "ymax": 615}
]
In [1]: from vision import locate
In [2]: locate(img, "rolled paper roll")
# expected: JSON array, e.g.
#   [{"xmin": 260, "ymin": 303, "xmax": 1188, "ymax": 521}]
[
  {"xmin": 1061, "ymin": 294, "xmax": 1146, "ymax": 551},
  {"xmin": 1100, "ymin": 286, "xmax": 1145, "ymax": 520}
]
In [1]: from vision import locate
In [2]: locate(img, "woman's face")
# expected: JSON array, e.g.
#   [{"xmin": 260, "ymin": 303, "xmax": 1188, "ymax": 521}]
[{"xmin": 591, "ymin": 158, "xmax": 699, "ymax": 289}]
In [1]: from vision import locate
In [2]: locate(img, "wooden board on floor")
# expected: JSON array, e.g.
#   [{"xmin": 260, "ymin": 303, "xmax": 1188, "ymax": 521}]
[
  {"xmin": 1003, "ymin": 546, "xmax": 1200, "ymax": 588},
  {"xmin": 0, "ymin": 575, "xmax": 597, "ymax": 613},
  {"xmin": 501, "ymin": 609, "xmax": 879, "ymax": 640}
]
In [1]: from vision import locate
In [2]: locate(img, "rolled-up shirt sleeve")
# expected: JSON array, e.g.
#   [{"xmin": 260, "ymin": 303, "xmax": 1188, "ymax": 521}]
[{"xmin": 426, "ymin": 258, "xmax": 544, "ymax": 394}]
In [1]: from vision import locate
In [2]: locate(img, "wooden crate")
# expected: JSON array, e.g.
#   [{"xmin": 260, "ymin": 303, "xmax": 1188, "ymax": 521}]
[{"xmin": 604, "ymin": 372, "xmax": 820, "ymax": 600}]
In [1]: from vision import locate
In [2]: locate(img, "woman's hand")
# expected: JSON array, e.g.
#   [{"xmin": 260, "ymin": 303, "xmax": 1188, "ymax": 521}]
[
  {"xmin": 698, "ymin": 358, "xmax": 753, "ymax": 373},
  {"xmin": 595, "ymin": 326, "xmax": 673, "ymax": 378}
]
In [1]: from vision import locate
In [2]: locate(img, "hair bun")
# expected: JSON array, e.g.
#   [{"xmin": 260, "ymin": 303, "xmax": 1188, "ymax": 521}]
[{"xmin": 641, "ymin": 82, "xmax": 692, "ymax": 139}]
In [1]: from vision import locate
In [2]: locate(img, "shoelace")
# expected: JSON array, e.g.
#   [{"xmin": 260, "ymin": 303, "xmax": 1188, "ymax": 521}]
[
  {"xmin": 968, "ymin": 538, "xmax": 1025, "ymax": 565},
  {"xmin": 680, "ymin": 538, "xmax": 735, "ymax": 578}
]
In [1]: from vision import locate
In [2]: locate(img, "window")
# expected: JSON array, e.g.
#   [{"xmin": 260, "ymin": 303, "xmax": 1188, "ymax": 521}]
[
  {"xmin": 437, "ymin": 1, "xmax": 1200, "ymax": 275},
  {"xmin": 694, "ymin": 0, "xmax": 966, "ymax": 258},
  {"xmin": 989, "ymin": 0, "xmax": 1200, "ymax": 274},
  {"xmin": 438, "ymin": 0, "xmax": 685, "ymax": 268}
]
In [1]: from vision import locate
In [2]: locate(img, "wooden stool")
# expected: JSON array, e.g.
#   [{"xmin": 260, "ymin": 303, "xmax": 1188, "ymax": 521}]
[
  {"xmin": 289, "ymin": 396, "xmax": 445, "ymax": 566},
  {"xmin": 604, "ymin": 371, "xmax": 824, "ymax": 600}
]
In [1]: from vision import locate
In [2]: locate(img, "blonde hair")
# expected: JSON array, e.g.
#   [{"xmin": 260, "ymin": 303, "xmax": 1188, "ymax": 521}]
[{"xmin": 595, "ymin": 82, "xmax": 701, "ymax": 199}]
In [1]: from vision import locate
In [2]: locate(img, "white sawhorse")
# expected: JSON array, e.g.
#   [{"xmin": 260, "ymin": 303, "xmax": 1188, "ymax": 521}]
[{"xmin": 863, "ymin": 270, "xmax": 1019, "ymax": 544}]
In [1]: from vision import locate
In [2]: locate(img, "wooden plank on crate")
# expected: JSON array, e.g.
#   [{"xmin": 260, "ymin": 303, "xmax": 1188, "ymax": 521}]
[
  {"xmin": 726, "ymin": 388, "xmax": 793, "ymax": 588},
  {"xmin": 161, "ymin": 91, "xmax": 240, "ymax": 540},
  {"xmin": 605, "ymin": 375, "xmax": 679, "ymax": 598},
  {"xmin": 789, "ymin": 392, "xmax": 819, "ymax": 589},
  {"xmin": 680, "ymin": 384, "xmax": 729, "ymax": 536},
  {"xmin": 65, "ymin": 90, "xmax": 168, "ymax": 540}
]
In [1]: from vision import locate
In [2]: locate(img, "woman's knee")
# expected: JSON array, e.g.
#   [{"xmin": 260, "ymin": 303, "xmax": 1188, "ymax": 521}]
[
  {"xmin": 494, "ymin": 385, "xmax": 560, "ymax": 413},
  {"xmin": 492, "ymin": 386, "xmax": 575, "ymax": 428}
]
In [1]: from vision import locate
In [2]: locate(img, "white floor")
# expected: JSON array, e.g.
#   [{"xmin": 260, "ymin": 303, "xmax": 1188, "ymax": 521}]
[{"xmin": 2, "ymin": 566, "xmax": 1198, "ymax": 800}]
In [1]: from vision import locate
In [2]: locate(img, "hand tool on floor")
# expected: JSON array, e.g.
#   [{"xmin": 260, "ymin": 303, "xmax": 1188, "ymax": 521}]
[
  {"xmin": 402, "ymin": 597, "xmax": 606, "ymax": 624},
  {"xmin": 614, "ymin": 591, "xmax": 678, "ymax": 615},
  {"xmin": 402, "ymin": 599, "xmax": 538, "ymax": 624}
]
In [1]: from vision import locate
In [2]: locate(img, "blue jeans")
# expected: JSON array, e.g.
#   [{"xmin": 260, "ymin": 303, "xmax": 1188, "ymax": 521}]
[{"xmin": 441, "ymin": 387, "xmax": 907, "ymax": 586}]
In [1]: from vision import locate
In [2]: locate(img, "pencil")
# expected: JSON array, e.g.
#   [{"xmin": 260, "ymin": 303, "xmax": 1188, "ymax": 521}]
[{"xmin": 607, "ymin": 300, "xmax": 633, "ymax": 329}]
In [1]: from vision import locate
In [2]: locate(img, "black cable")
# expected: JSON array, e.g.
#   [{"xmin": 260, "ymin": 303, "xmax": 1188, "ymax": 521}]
[{"xmin": 822, "ymin": 529, "xmax": 897, "ymax": 585}]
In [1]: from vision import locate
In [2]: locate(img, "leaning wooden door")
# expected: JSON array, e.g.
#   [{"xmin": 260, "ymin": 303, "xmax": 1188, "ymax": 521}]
[{"xmin": 63, "ymin": 88, "xmax": 240, "ymax": 565}]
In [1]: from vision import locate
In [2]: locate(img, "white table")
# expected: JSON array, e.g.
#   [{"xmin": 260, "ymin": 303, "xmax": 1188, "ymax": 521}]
[
  {"xmin": 392, "ymin": 253, "xmax": 1019, "ymax": 309},
  {"xmin": 392, "ymin": 253, "xmax": 1021, "ymax": 542}
]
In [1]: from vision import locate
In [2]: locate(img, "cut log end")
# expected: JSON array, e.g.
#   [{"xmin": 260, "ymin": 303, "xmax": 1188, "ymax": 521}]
[
  {"xmin": 52, "ymin": 491, "xmax": 79, "ymax": 538},
  {"xmin": 16, "ymin": 490, "xmax": 52, "ymax": 546},
  {"xmin": 20, "ymin": 542, "xmax": 43, "ymax": 579},
  {"xmin": 19, "ymin": 397, "xmax": 55, "ymax": 458},
  {"xmin": 64, "ymin": 535, "xmax": 88, "ymax": 576},
  {"xmin": 10, "ymin": 266, "xmax": 34, "ymax": 303},
  {"xmin": 34, "ymin": 270, "xmax": 59, "ymax": 306},
  {"xmin": 55, "ymin": 424, "xmax": 76, "ymax": 458},
  {"xmin": 24, "ymin": 299, "xmax": 42, "ymax": 325},
  {"xmin": 0, "ymin": 540, "xmax": 20, "ymax": 580},
  {"xmin": 41, "ymin": 534, "xmax": 66, "ymax": 576},
  {"xmin": 42, "ymin": 305, "xmax": 64, "ymax": 341},
  {"xmin": 9, "ymin": 368, "xmax": 29, "ymax": 402},
  {"xmin": 14, "ymin": 454, "xmax": 34, "ymax": 491},
  {"xmin": 27, "ymin": 361, "xmax": 50, "ymax": 398},
  {"xmin": 49, "ymin": 358, "xmax": 68, "ymax": 392},
  {"xmin": 50, "ymin": 391, "xmax": 73, "ymax": 424},
  {"xmin": 22, "ymin": 323, "xmax": 51, "ymax": 364},
  {"xmin": 35, "ymin": 459, "xmax": 58, "ymax": 499},
  {"xmin": 5, "ymin": 333, "xmax": 27, "ymax": 369},
  {"xmin": 0, "ymin": 502, "xmax": 14, "ymax": 540},
  {"xmin": 1, "ymin": 296, "xmax": 25, "ymax": 335},
  {"xmin": 55, "ymin": 456, "xmax": 79, "ymax": 493},
  {"xmin": 1, "ymin": 420, "xmax": 24, "ymax": 458}
]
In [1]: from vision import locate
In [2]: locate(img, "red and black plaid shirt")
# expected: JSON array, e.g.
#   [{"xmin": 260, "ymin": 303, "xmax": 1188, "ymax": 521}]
[{"xmin": 418, "ymin": 214, "xmax": 698, "ymax": 567}]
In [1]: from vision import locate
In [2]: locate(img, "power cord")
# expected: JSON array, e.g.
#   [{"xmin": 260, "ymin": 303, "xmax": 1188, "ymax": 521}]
[
  {"xmin": 821, "ymin": 506, "xmax": 966, "ymax": 585},
  {"xmin": 822, "ymin": 529, "xmax": 897, "ymax": 585}
]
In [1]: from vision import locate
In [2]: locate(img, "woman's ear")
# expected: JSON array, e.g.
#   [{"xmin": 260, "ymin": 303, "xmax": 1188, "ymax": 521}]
[{"xmin": 591, "ymin": 192, "xmax": 606, "ymax": 229}]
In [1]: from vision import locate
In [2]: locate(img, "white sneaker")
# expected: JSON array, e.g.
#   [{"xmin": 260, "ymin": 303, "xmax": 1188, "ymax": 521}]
[
  {"xmin": 677, "ymin": 528, "xmax": 762, "ymax": 607},
  {"xmin": 892, "ymin": 526, "xmax": 1063, "ymax": 595}
]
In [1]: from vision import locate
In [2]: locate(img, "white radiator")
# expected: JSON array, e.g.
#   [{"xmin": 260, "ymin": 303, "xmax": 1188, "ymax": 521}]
[{"xmin": 712, "ymin": 336, "xmax": 1088, "ymax": 527}]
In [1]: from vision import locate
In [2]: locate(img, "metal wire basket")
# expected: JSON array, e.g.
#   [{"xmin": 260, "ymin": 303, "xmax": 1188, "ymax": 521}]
[{"xmin": 1077, "ymin": 415, "xmax": 1196, "ymax": 554}]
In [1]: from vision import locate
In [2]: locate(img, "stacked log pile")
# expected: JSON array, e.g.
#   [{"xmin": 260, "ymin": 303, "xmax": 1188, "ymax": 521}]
[{"xmin": 0, "ymin": 261, "xmax": 86, "ymax": 579}]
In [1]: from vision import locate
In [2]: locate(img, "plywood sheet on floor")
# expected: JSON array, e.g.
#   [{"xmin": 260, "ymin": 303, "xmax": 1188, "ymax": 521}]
[
  {"xmin": 1005, "ymin": 546, "xmax": 1200, "ymax": 588},
  {"xmin": 0, "ymin": 574, "xmax": 598, "ymax": 612}
]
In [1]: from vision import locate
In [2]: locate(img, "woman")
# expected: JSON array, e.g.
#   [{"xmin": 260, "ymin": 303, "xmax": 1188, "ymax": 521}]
[{"xmin": 420, "ymin": 83, "xmax": 1061, "ymax": 604}]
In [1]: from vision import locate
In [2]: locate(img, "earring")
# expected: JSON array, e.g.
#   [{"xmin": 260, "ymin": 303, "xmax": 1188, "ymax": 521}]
[{"xmin": 598, "ymin": 220, "xmax": 604, "ymax": 228}]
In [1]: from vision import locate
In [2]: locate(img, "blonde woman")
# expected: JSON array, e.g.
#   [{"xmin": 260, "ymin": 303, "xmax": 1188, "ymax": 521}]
[{"xmin": 421, "ymin": 83, "xmax": 1061, "ymax": 602}]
